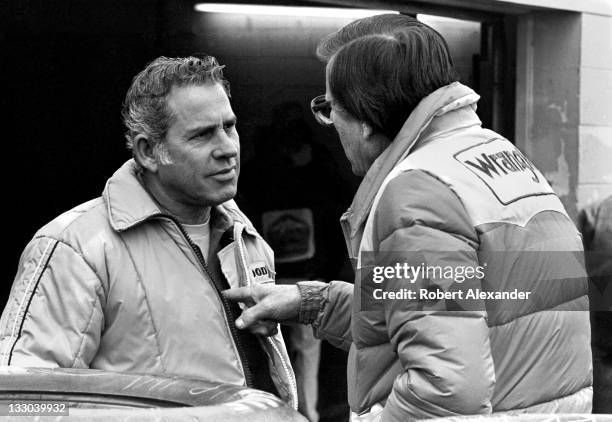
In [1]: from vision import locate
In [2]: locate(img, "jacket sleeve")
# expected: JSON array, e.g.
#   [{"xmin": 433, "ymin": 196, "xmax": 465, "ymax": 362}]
[
  {"xmin": 0, "ymin": 235, "xmax": 105, "ymax": 368},
  {"xmin": 311, "ymin": 280, "xmax": 353, "ymax": 351},
  {"xmin": 373, "ymin": 170, "xmax": 495, "ymax": 421}
]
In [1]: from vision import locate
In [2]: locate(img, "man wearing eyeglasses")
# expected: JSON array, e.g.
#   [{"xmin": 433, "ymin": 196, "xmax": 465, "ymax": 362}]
[{"xmin": 225, "ymin": 14, "xmax": 592, "ymax": 421}]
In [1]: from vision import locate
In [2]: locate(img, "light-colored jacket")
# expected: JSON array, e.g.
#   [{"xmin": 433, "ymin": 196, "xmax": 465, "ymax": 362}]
[
  {"xmin": 0, "ymin": 160, "xmax": 297, "ymax": 408},
  {"xmin": 314, "ymin": 83, "xmax": 592, "ymax": 420}
]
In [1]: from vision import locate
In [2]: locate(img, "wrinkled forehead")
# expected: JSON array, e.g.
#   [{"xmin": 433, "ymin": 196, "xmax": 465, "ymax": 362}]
[
  {"xmin": 165, "ymin": 82, "xmax": 234, "ymax": 130},
  {"xmin": 167, "ymin": 82, "xmax": 230, "ymax": 112}
]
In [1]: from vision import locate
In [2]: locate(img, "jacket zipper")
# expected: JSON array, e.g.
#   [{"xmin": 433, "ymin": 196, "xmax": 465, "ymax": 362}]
[
  {"xmin": 234, "ymin": 223, "xmax": 298, "ymax": 410},
  {"xmin": 152, "ymin": 213, "xmax": 254, "ymax": 388}
]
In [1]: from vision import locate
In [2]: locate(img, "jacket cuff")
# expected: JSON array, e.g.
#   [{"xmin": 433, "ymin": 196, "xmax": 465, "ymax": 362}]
[{"xmin": 296, "ymin": 281, "xmax": 328, "ymax": 325}]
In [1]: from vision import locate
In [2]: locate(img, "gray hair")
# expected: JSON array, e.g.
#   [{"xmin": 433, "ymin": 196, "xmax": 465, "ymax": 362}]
[{"xmin": 122, "ymin": 55, "xmax": 230, "ymax": 151}]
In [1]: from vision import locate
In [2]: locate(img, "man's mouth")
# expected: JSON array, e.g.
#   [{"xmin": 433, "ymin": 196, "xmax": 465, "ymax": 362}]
[{"xmin": 210, "ymin": 166, "xmax": 237, "ymax": 181}]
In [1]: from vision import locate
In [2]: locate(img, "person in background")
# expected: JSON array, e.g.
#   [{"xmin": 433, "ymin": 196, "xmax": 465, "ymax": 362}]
[
  {"xmin": 225, "ymin": 14, "xmax": 592, "ymax": 421},
  {"xmin": 578, "ymin": 195, "xmax": 612, "ymax": 413},
  {"xmin": 0, "ymin": 56, "xmax": 297, "ymax": 409},
  {"xmin": 239, "ymin": 101, "xmax": 353, "ymax": 421}
]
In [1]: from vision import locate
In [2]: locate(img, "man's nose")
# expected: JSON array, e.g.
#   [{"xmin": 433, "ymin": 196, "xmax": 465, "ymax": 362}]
[{"xmin": 212, "ymin": 132, "xmax": 239, "ymax": 160}]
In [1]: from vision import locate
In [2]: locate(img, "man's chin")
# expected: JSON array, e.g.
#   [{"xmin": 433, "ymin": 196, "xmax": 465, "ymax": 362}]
[{"xmin": 211, "ymin": 186, "xmax": 237, "ymax": 206}]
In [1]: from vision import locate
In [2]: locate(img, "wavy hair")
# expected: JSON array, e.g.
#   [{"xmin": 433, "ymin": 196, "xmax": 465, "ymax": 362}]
[{"xmin": 122, "ymin": 55, "xmax": 229, "ymax": 151}]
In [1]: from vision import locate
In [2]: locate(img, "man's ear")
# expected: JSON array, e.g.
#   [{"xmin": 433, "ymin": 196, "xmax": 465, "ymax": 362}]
[
  {"xmin": 361, "ymin": 122, "xmax": 392, "ymax": 153},
  {"xmin": 361, "ymin": 122, "xmax": 375, "ymax": 141},
  {"xmin": 132, "ymin": 134, "xmax": 159, "ymax": 173}
]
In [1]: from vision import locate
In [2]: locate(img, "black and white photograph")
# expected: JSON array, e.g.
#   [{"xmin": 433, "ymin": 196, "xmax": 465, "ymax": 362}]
[{"xmin": 1, "ymin": 0, "xmax": 611, "ymax": 421}]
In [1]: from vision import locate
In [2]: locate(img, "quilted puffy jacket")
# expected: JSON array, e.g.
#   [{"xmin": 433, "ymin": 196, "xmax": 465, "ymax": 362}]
[
  {"xmin": 313, "ymin": 83, "xmax": 592, "ymax": 420},
  {"xmin": 0, "ymin": 159, "xmax": 297, "ymax": 408}
]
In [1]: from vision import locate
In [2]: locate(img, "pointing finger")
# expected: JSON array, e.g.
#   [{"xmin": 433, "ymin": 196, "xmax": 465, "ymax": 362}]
[{"xmin": 223, "ymin": 286, "xmax": 255, "ymax": 303}]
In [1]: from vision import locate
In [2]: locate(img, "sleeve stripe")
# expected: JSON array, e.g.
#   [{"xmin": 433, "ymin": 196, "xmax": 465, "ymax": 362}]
[{"xmin": 2, "ymin": 239, "xmax": 59, "ymax": 365}]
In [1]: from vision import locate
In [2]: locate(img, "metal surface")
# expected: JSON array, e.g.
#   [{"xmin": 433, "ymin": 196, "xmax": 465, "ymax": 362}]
[
  {"xmin": 426, "ymin": 415, "xmax": 612, "ymax": 421},
  {"xmin": 0, "ymin": 367, "xmax": 307, "ymax": 421}
]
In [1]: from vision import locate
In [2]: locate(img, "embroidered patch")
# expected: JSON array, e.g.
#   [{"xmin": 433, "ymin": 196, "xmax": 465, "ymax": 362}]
[
  {"xmin": 454, "ymin": 138, "xmax": 554, "ymax": 205},
  {"xmin": 249, "ymin": 261, "xmax": 274, "ymax": 284}
]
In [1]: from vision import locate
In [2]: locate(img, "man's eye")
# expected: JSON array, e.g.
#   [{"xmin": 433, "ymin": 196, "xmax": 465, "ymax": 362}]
[
  {"xmin": 194, "ymin": 130, "xmax": 214, "ymax": 139},
  {"xmin": 224, "ymin": 123, "xmax": 236, "ymax": 133}
]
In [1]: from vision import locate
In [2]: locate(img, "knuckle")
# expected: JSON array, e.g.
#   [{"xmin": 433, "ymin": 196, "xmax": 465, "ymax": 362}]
[
  {"xmin": 259, "ymin": 301, "xmax": 272, "ymax": 315},
  {"xmin": 250, "ymin": 285, "xmax": 263, "ymax": 301}
]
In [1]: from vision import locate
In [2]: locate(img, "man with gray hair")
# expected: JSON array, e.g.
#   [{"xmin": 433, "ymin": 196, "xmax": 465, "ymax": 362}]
[{"xmin": 0, "ymin": 55, "xmax": 297, "ymax": 408}]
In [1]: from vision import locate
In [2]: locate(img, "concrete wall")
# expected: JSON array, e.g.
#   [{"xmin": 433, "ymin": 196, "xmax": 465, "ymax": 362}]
[
  {"xmin": 515, "ymin": 10, "xmax": 612, "ymax": 217},
  {"xmin": 515, "ymin": 11, "xmax": 582, "ymax": 217},
  {"xmin": 577, "ymin": 12, "xmax": 612, "ymax": 209}
]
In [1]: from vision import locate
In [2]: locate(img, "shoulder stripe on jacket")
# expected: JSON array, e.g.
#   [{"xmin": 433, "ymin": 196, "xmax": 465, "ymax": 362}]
[{"xmin": 2, "ymin": 239, "xmax": 59, "ymax": 365}]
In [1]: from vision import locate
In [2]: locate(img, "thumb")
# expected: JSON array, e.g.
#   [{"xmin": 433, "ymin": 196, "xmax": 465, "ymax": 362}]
[{"xmin": 236, "ymin": 301, "xmax": 271, "ymax": 329}]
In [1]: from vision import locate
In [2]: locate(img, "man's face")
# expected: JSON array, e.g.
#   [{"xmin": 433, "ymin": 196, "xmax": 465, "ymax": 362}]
[
  {"xmin": 154, "ymin": 83, "xmax": 240, "ymax": 209},
  {"xmin": 325, "ymin": 73, "xmax": 370, "ymax": 176}
]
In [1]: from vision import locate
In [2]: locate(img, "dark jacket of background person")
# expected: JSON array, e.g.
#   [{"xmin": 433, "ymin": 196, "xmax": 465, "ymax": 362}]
[
  {"xmin": 311, "ymin": 83, "xmax": 592, "ymax": 419},
  {"xmin": 0, "ymin": 160, "xmax": 297, "ymax": 408},
  {"xmin": 579, "ymin": 195, "xmax": 612, "ymax": 413}
]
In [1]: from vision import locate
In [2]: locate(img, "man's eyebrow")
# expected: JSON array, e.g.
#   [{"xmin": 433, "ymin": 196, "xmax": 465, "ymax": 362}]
[
  {"xmin": 186, "ymin": 124, "xmax": 218, "ymax": 137},
  {"xmin": 185, "ymin": 116, "xmax": 236, "ymax": 138},
  {"xmin": 224, "ymin": 115, "xmax": 237, "ymax": 125}
]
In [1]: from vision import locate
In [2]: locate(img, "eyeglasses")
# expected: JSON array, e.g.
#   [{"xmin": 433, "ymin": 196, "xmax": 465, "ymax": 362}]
[{"xmin": 310, "ymin": 95, "xmax": 333, "ymax": 126}]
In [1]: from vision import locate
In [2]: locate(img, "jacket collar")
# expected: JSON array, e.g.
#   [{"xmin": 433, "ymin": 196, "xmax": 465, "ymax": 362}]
[
  {"xmin": 342, "ymin": 82, "xmax": 481, "ymax": 238},
  {"xmin": 103, "ymin": 159, "xmax": 253, "ymax": 234}
]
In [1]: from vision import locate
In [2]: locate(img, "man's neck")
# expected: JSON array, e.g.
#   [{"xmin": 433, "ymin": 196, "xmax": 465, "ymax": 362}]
[{"xmin": 140, "ymin": 172, "xmax": 211, "ymax": 225}]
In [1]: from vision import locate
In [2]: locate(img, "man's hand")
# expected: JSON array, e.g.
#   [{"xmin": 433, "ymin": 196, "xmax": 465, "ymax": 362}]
[{"xmin": 223, "ymin": 284, "xmax": 301, "ymax": 335}]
